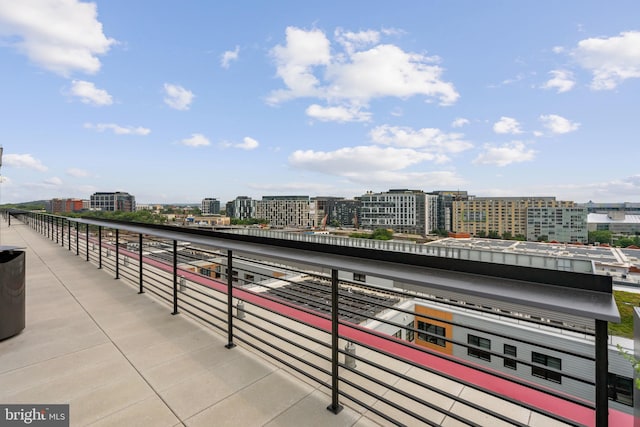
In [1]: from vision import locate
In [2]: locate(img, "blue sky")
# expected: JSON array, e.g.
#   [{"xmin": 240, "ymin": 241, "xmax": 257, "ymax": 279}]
[{"xmin": 1, "ymin": 1, "xmax": 639, "ymax": 205}]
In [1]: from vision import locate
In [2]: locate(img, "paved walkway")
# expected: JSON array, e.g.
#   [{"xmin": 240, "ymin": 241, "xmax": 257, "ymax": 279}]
[{"xmin": 0, "ymin": 218, "xmax": 373, "ymax": 427}]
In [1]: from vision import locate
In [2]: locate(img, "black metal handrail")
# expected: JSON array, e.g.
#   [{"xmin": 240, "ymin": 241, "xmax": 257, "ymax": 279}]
[{"xmin": 8, "ymin": 210, "xmax": 619, "ymax": 427}]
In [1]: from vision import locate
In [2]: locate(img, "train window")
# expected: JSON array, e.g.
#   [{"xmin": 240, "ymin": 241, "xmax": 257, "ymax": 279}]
[
  {"xmin": 417, "ymin": 321, "xmax": 446, "ymax": 347},
  {"xmin": 532, "ymin": 352, "xmax": 562, "ymax": 383},
  {"xmin": 405, "ymin": 322, "xmax": 415, "ymax": 343},
  {"xmin": 468, "ymin": 335, "xmax": 491, "ymax": 362},
  {"xmin": 608, "ymin": 373, "xmax": 633, "ymax": 406},
  {"xmin": 353, "ymin": 272, "xmax": 366, "ymax": 282},
  {"xmin": 504, "ymin": 344, "xmax": 517, "ymax": 370}
]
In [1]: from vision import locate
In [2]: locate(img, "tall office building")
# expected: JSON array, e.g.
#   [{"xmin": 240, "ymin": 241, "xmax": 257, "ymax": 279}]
[
  {"xmin": 452, "ymin": 197, "xmax": 574, "ymax": 237},
  {"xmin": 255, "ymin": 196, "xmax": 312, "ymax": 228},
  {"xmin": 90, "ymin": 192, "xmax": 136, "ymax": 212},
  {"xmin": 360, "ymin": 189, "xmax": 431, "ymax": 235},
  {"xmin": 201, "ymin": 198, "xmax": 221, "ymax": 215}
]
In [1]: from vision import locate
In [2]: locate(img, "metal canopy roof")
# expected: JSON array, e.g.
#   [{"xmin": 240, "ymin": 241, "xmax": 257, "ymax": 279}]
[{"xmin": 48, "ymin": 216, "xmax": 621, "ymax": 323}]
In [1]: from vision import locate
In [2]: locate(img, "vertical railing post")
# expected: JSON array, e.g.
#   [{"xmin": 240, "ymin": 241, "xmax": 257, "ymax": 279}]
[
  {"xmin": 56, "ymin": 217, "xmax": 59, "ymax": 244},
  {"xmin": 75, "ymin": 221, "xmax": 79, "ymax": 256},
  {"xmin": 61, "ymin": 218, "xmax": 64, "ymax": 246},
  {"xmin": 327, "ymin": 268, "xmax": 343, "ymax": 414},
  {"xmin": 138, "ymin": 233, "xmax": 144, "ymax": 294},
  {"xmin": 595, "ymin": 319, "xmax": 608, "ymax": 427},
  {"xmin": 98, "ymin": 226, "xmax": 102, "ymax": 269},
  {"xmin": 85, "ymin": 223, "xmax": 89, "ymax": 262},
  {"xmin": 172, "ymin": 239, "xmax": 178, "ymax": 315},
  {"xmin": 68, "ymin": 219, "xmax": 71, "ymax": 250},
  {"xmin": 115, "ymin": 228, "xmax": 120, "ymax": 279},
  {"xmin": 225, "ymin": 250, "xmax": 235, "ymax": 349}
]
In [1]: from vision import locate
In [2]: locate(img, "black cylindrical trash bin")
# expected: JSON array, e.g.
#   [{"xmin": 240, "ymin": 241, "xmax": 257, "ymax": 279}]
[{"xmin": 0, "ymin": 246, "xmax": 26, "ymax": 340}]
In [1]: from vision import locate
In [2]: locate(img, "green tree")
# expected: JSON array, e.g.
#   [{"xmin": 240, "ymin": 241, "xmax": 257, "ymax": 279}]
[
  {"xmin": 371, "ymin": 228, "xmax": 394, "ymax": 240},
  {"xmin": 589, "ymin": 230, "xmax": 612, "ymax": 245},
  {"xmin": 487, "ymin": 230, "xmax": 500, "ymax": 239},
  {"xmin": 476, "ymin": 230, "xmax": 487, "ymax": 238},
  {"xmin": 536, "ymin": 235, "xmax": 548, "ymax": 242},
  {"xmin": 501, "ymin": 231, "xmax": 513, "ymax": 240},
  {"xmin": 616, "ymin": 237, "xmax": 636, "ymax": 248}
]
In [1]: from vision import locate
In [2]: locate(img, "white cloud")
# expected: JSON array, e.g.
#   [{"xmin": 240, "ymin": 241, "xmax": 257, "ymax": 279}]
[
  {"xmin": 0, "ymin": 0, "xmax": 115, "ymax": 76},
  {"xmin": 164, "ymin": 83, "xmax": 194, "ymax": 110},
  {"xmin": 541, "ymin": 70, "xmax": 575, "ymax": 93},
  {"xmin": 305, "ymin": 104, "xmax": 372, "ymax": 122},
  {"xmin": 538, "ymin": 175, "xmax": 640, "ymax": 202},
  {"xmin": 552, "ymin": 46, "xmax": 565, "ymax": 54},
  {"xmin": 3, "ymin": 153, "xmax": 47, "ymax": 171},
  {"xmin": 236, "ymin": 137, "xmax": 259, "ymax": 150},
  {"xmin": 288, "ymin": 144, "xmax": 466, "ymax": 187},
  {"xmin": 334, "ymin": 28, "xmax": 380, "ymax": 55},
  {"xmin": 539, "ymin": 114, "xmax": 580, "ymax": 134},
  {"xmin": 43, "ymin": 176, "xmax": 63, "ymax": 186},
  {"xmin": 221, "ymin": 45, "xmax": 239, "ymax": 68},
  {"xmin": 289, "ymin": 145, "xmax": 437, "ymax": 175},
  {"xmin": 268, "ymin": 27, "xmax": 331, "ymax": 103},
  {"xmin": 268, "ymin": 27, "xmax": 459, "ymax": 108},
  {"xmin": 179, "ymin": 133, "xmax": 210, "ymax": 147},
  {"xmin": 492, "ymin": 116, "xmax": 522, "ymax": 134},
  {"xmin": 451, "ymin": 118, "xmax": 469, "ymax": 128},
  {"xmin": 473, "ymin": 141, "xmax": 536, "ymax": 167},
  {"xmin": 573, "ymin": 31, "xmax": 640, "ymax": 90},
  {"xmin": 66, "ymin": 168, "xmax": 89, "ymax": 177},
  {"xmin": 84, "ymin": 122, "xmax": 150, "ymax": 135},
  {"xmin": 343, "ymin": 170, "xmax": 466, "ymax": 187},
  {"xmin": 220, "ymin": 137, "xmax": 260, "ymax": 150},
  {"xmin": 69, "ymin": 80, "xmax": 112, "ymax": 106},
  {"xmin": 369, "ymin": 125, "xmax": 472, "ymax": 155}
]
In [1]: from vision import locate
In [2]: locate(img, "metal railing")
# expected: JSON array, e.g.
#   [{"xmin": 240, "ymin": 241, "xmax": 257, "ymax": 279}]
[{"xmin": 8, "ymin": 211, "xmax": 621, "ymax": 427}]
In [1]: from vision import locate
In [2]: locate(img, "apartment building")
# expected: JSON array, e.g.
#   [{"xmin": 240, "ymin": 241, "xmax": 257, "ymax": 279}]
[
  {"xmin": 428, "ymin": 190, "xmax": 470, "ymax": 231},
  {"xmin": 452, "ymin": 197, "xmax": 574, "ymax": 237},
  {"xmin": 89, "ymin": 191, "xmax": 136, "ymax": 212},
  {"xmin": 255, "ymin": 196, "xmax": 312, "ymax": 228},
  {"xmin": 360, "ymin": 189, "xmax": 436, "ymax": 236},
  {"xmin": 526, "ymin": 207, "xmax": 588, "ymax": 243},
  {"xmin": 47, "ymin": 198, "xmax": 84, "ymax": 213},
  {"xmin": 201, "ymin": 197, "xmax": 221, "ymax": 215},
  {"xmin": 311, "ymin": 197, "xmax": 344, "ymax": 228},
  {"xmin": 226, "ymin": 196, "xmax": 256, "ymax": 220}
]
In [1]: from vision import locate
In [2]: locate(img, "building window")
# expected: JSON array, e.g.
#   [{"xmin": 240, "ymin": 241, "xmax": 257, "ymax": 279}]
[
  {"xmin": 353, "ymin": 272, "xmax": 366, "ymax": 282},
  {"xmin": 504, "ymin": 344, "xmax": 517, "ymax": 370},
  {"xmin": 468, "ymin": 334, "xmax": 491, "ymax": 361},
  {"xmin": 244, "ymin": 274, "xmax": 255, "ymax": 285},
  {"xmin": 608, "ymin": 373, "xmax": 633, "ymax": 406},
  {"xmin": 405, "ymin": 322, "xmax": 414, "ymax": 342},
  {"xmin": 417, "ymin": 321, "xmax": 446, "ymax": 347},
  {"xmin": 199, "ymin": 267, "xmax": 211, "ymax": 277},
  {"xmin": 532, "ymin": 352, "xmax": 562, "ymax": 383}
]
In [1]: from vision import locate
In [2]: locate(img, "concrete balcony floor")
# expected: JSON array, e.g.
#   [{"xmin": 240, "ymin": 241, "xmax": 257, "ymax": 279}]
[{"xmin": 0, "ymin": 220, "xmax": 379, "ymax": 427}]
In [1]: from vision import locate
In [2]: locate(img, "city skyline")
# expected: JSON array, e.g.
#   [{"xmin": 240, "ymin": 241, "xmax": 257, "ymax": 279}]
[{"xmin": 1, "ymin": 1, "xmax": 639, "ymax": 205}]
